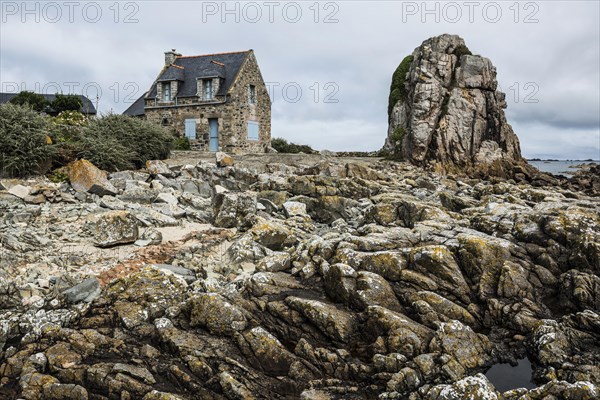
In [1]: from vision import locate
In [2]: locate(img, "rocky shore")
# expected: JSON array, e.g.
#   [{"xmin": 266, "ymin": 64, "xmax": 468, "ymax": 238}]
[{"xmin": 1, "ymin": 152, "xmax": 598, "ymax": 399}]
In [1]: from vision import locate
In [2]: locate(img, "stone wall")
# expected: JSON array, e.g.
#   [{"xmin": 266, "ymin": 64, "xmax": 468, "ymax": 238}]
[
  {"xmin": 222, "ymin": 51, "xmax": 272, "ymax": 153},
  {"xmin": 145, "ymin": 102, "xmax": 229, "ymax": 151},
  {"xmin": 144, "ymin": 51, "xmax": 271, "ymax": 154}
]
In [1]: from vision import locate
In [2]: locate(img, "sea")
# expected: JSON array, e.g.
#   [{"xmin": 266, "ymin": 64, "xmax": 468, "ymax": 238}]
[{"xmin": 527, "ymin": 160, "xmax": 599, "ymax": 176}]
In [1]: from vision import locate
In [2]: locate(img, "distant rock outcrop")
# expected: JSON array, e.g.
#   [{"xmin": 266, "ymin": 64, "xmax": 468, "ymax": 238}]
[{"xmin": 385, "ymin": 34, "xmax": 523, "ymax": 176}]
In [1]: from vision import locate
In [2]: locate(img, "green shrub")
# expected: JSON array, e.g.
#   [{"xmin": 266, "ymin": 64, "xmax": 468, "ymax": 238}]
[
  {"xmin": 50, "ymin": 111, "xmax": 88, "ymax": 143},
  {"xmin": 271, "ymin": 137, "xmax": 288, "ymax": 152},
  {"xmin": 51, "ymin": 110, "xmax": 88, "ymax": 127},
  {"xmin": 47, "ymin": 167, "xmax": 69, "ymax": 183},
  {"xmin": 390, "ymin": 126, "xmax": 405, "ymax": 143},
  {"xmin": 388, "ymin": 55, "xmax": 414, "ymax": 120},
  {"xmin": 48, "ymin": 111, "xmax": 89, "ymax": 168},
  {"xmin": 384, "ymin": 126, "xmax": 407, "ymax": 161},
  {"xmin": 271, "ymin": 137, "xmax": 315, "ymax": 154},
  {"xmin": 78, "ymin": 114, "xmax": 172, "ymax": 171},
  {"xmin": 78, "ymin": 133, "xmax": 137, "ymax": 171},
  {"xmin": 0, "ymin": 103, "xmax": 53, "ymax": 177},
  {"xmin": 453, "ymin": 44, "xmax": 472, "ymax": 65},
  {"xmin": 9, "ymin": 91, "xmax": 50, "ymax": 112},
  {"xmin": 51, "ymin": 94, "xmax": 82, "ymax": 114},
  {"xmin": 173, "ymin": 136, "xmax": 191, "ymax": 150}
]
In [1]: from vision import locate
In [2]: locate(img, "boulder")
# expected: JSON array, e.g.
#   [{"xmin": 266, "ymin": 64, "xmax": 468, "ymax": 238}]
[
  {"xmin": 216, "ymin": 152, "xmax": 235, "ymax": 167},
  {"xmin": 559, "ymin": 270, "xmax": 600, "ymax": 311},
  {"xmin": 155, "ymin": 192, "xmax": 179, "ymax": 205},
  {"xmin": 366, "ymin": 305, "xmax": 433, "ymax": 357},
  {"xmin": 213, "ymin": 192, "xmax": 257, "ymax": 228},
  {"xmin": 146, "ymin": 159, "xmax": 174, "ymax": 177},
  {"xmin": 7, "ymin": 184, "xmax": 31, "ymax": 199},
  {"xmin": 238, "ymin": 326, "xmax": 295, "ymax": 375},
  {"xmin": 250, "ymin": 218, "xmax": 298, "ymax": 250},
  {"xmin": 112, "ymin": 363, "xmax": 156, "ymax": 384},
  {"xmin": 429, "ymin": 320, "xmax": 492, "ymax": 380},
  {"xmin": 324, "ymin": 263, "xmax": 358, "ymax": 304},
  {"xmin": 422, "ymin": 374, "xmax": 500, "ymax": 400},
  {"xmin": 189, "ymin": 293, "xmax": 247, "ymax": 335},
  {"xmin": 355, "ymin": 271, "xmax": 402, "ymax": 311},
  {"xmin": 409, "ymin": 291, "xmax": 477, "ymax": 328},
  {"xmin": 93, "ymin": 210, "xmax": 139, "ymax": 247},
  {"xmin": 68, "ymin": 159, "xmax": 117, "ymax": 196},
  {"xmin": 282, "ymin": 201, "xmax": 308, "ymax": 218},
  {"xmin": 44, "ymin": 383, "xmax": 89, "ymax": 400},
  {"xmin": 62, "ymin": 277, "xmax": 102, "ymax": 303},
  {"xmin": 409, "ymin": 245, "xmax": 471, "ymax": 304},
  {"xmin": 286, "ymin": 296, "xmax": 357, "ymax": 342},
  {"xmin": 144, "ymin": 391, "xmax": 186, "ymax": 400}
]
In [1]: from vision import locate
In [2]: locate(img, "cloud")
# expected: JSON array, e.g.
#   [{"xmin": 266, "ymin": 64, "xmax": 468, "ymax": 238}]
[{"xmin": 1, "ymin": 0, "xmax": 598, "ymax": 158}]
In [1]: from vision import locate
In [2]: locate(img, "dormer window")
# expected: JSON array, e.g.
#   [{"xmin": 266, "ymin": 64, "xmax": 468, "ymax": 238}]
[
  {"xmin": 248, "ymin": 85, "xmax": 256, "ymax": 104},
  {"xmin": 202, "ymin": 79, "xmax": 213, "ymax": 100},
  {"xmin": 162, "ymin": 82, "xmax": 171, "ymax": 102}
]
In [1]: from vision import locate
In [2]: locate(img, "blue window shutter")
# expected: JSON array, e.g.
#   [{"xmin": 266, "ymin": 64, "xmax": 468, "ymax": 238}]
[{"xmin": 247, "ymin": 121, "xmax": 259, "ymax": 140}]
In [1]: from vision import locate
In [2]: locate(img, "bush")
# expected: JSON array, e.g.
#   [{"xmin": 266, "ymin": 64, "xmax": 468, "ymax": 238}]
[
  {"xmin": 173, "ymin": 136, "xmax": 191, "ymax": 150},
  {"xmin": 388, "ymin": 55, "xmax": 414, "ymax": 121},
  {"xmin": 78, "ymin": 114, "xmax": 173, "ymax": 171},
  {"xmin": 271, "ymin": 137, "xmax": 315, "ymax": 154},
  {"xmin": 390, "ymin": 126, "xmax": 405, "ymax": 143},
  {"xmin": 9, "ymin": 91, "xmax": 50, "ymax": 112},
  {"xmin": 51, "ymin": 94, "xmax": 82, "ymax": 114},
  {"xmin": 0, "ymin": 107, "xmax": 172, "ymax": 176},
  {"xmin": 48, "ymin": 111, "xmax": 89, "ymax": 168},
  {"xmin": 47, "ymin": 167, "xmax": 69, "ymax": 183},
  {"xmin": 388, "ymin": 126, "xmax": 406, "ymax": 161},
  {"xmin": 52, "ymin": 110, "xmax": 88, "ymax": 127},
  {"xmin": 78, "ymin": 134, "xmax": 137, "ymax": 171},
  {"xmin": 50, "ymin": 111, "xmax": 88, "ymax": 142},
  {"xmin": 0, "ymin": 103, "xmax": 53, "ymax": 177},
  {"xmin": 453, "ymin": 44, "xmax": 472, "ymax": 65}
]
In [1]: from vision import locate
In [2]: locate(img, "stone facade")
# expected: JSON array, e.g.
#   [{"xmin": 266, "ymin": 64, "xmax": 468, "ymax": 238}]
[{"xmin": 143, "ymin": 51, "xmax": 271, "ymax": 154}]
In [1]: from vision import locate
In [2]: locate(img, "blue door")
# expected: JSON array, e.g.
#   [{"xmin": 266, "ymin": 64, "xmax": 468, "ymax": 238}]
[
  {"xmin": 209, "ymin": 118, "xmax": 219, "ymax": 152},
  {"xmin": 184, "ymin": 119, "xmax": 196, "ymax": 139}
]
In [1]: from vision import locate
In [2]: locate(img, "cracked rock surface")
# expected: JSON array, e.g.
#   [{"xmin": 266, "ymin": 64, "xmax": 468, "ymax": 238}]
[{"xmin": 1, "ymin": 152, "xmax": 599, "ymax": 399}]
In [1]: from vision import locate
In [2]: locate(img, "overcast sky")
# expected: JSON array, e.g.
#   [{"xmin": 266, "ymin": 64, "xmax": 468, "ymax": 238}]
[{"xmin": 1, "ymin": 0, "xmax": 599, "ymax": 159}]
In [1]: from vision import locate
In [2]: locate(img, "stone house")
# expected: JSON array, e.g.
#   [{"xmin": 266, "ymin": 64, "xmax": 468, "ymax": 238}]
[{"xmin": 124, "ymin": 49, "xmax": 271, "ymax": 153}]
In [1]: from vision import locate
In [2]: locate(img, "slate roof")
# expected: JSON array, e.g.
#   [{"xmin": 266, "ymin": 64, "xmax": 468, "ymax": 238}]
[
  {"xmin": 0, "ymin": 93, "xmax": 97, "ymax": 115},
  {"xmin": 122, "ymin": 92, "xmax": 147, "ymax": 117},
  {"xmin": 157, "ymin": 65, "xmax": 185, "ymax": 82},
  {"xmin": 148, "ymin": 50, "xmax": 250, "ymax": 98}
]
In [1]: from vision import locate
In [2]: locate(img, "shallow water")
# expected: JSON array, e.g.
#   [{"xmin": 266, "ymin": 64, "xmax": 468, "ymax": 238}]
[
  {"xmin": 485, "ymin": 358, "xmax": 537, "ymax": 392},
  {"xmin": 528, "ymin": 160, "xmax": 599, "ymax": 176}
]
